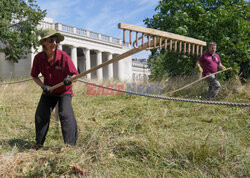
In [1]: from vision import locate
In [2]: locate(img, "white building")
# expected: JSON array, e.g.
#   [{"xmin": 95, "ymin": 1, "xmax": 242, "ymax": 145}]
[
  {"xmin": 0, "ymin": 17, "xmax": 133, "ymax": 81},
  {"xmin": 132, "ymin": 58, "xmax": 151, "ymax": 82}
]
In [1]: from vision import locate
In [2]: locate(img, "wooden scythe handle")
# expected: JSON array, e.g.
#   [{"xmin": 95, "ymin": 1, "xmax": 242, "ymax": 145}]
[{"xmin": 168, "ymin": 67, "xmax": 232, "ymax": 94}]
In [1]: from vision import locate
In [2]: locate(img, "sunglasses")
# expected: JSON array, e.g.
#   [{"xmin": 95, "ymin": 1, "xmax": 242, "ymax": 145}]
[
  {"xmin": 212, "ymin": 56, "xmax": 216, "ymax": 61},
  {"xmin": 48, "ymin": 38, "xmax": 60, "ymax": 44}
]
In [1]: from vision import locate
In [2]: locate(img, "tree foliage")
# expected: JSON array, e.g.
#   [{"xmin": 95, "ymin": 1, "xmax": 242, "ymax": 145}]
[
  {"xmin": 0, "ymin": 0, "xmax": 46, "ymax": 63},
  {"xmin": 144, "ymin": 0, "xmax": 249, "ymax": 81}
]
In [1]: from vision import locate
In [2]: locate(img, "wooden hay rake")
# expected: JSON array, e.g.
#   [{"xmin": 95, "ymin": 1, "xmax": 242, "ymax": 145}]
[
  {"xmin": 49, "ymin": 23, "xmax": 207, "ymax": 92},
  {"xmin": 119, "ymin": 23, "xmax": 206, "ymax": 56}
]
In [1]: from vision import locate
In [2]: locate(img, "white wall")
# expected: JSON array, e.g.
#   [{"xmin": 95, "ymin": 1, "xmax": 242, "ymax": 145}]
[
  {"xmin": 0, "ymin": 53, "xmax": 15, "ymax": 78},
  {"xmin": 0, "ymin": 52, "xmax": 32, "ymax": 78}
]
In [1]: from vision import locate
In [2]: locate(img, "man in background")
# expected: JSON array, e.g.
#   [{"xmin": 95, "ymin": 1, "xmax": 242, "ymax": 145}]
[{"xmin": 196, "ymin": 42, "xmax": 226, "ymax": 100}]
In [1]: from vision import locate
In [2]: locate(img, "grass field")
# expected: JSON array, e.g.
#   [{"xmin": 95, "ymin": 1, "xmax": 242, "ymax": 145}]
[{"xmin": 0, "ymin": 77, "xmax": 249, "ymax": 177}]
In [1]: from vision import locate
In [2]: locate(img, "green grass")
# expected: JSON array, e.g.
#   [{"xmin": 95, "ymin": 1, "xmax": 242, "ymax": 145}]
[{"xmin": 0, "ymin": 77, "xmax": 249, "ymax": 177}]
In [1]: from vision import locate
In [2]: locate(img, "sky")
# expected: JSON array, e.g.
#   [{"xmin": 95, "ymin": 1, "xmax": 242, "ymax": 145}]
[{"xmin": 35, "ymin": 0, "xmax": 160, "ymax": 59}]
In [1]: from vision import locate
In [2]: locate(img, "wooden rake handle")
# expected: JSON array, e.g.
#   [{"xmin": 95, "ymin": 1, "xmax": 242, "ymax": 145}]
[{"xmin": 49, "ymin": 38, "xmax": 160, "ymax": 92}]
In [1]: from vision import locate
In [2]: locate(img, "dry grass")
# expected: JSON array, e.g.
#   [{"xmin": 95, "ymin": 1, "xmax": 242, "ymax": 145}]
[{"xmin": 0, "ymin": 77, "xmax": 249, "ymax": 177}]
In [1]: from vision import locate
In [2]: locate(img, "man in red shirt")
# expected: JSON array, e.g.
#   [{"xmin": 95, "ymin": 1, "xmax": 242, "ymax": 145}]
[
  {"xmin": 196, "ymin": 42, "xmax": 226, "ymax": 100},
  {"xmin": 31, "ymin": 29, "xmax": 79, "ymax": 148}
]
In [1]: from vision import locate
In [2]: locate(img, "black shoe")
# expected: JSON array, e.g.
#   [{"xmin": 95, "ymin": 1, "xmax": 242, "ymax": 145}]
[{"xmin": 32, "ymin": 144, "xmax": 43, "ymax": 150}]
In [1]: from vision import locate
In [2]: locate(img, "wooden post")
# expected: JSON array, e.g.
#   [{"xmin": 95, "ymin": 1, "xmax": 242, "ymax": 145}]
[
  {"xmin": 188, "ymin": 43, "xmax": 191, "ymax": 55},
  {"xmin": 130, "ymin": 30, "xmax": 132, "ymax": 45},
  {"xmin": 164, "ymin": 39, "xmax": 168, "ymax": 50},
  {"xmin": 154, "ymin": 36, "xmax": 157, "ymax": 48},
  {"xmin": 123, "ymin": 29, "xmax": 126, "ymax": 44},
  {"xmin": 200, "ymin": 46, "xmax": 203, "ymax": 56},
  {"xmin": 148, "ymin": 35, "xmax": 151, "ymax": 47},
  {"xmin": 184, "ymin": 43, "xmax": 186, "ymax": 53},
  {"xmin": 136, "ymin": 32, "xmax": 138, "ymax": 46},
  {"xmin": 159, "ymin": 37, "xmax": 162, "ymax": 49},
  {"xmin": 179, "ymin": 41, "xmax": 182, "ymax": 53},
  {"xmin": 174, "ymin": 41, "xmax": 177, "ymax": 52},
  {"xmin": 169, "ymin": 40, "xmax": 173, "ymax": 51},
  {"xmin": 196, "ymin": 45, "xmax": 199, "ymax": 56}
]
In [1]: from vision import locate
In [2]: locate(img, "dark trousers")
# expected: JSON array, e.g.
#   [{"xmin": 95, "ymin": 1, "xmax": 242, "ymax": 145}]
[
  {"xmin": 206, "ymin": 74, "xmax": 221, "ymax": 100},
  {"xmin": 35, "ymin": 94, "xmax": 78, "ymax": 146}
]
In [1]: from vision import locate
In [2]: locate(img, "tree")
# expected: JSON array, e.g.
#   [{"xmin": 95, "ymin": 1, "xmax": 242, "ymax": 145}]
[
  {"xmin": 0, "ymin": 0, "xmax": 46, "ymax": 63},
  {"xmin": 144, "ymin": 0, "xmax": 249, "ymax": 81}
]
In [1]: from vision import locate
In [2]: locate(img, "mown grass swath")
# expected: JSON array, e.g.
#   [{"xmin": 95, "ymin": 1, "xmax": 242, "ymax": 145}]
[{"xmin": 0, "ymin": 76, "xmax": 249, "ymax": 177}]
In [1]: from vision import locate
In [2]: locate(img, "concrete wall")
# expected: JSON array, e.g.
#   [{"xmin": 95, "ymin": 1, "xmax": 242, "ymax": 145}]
[{"xmin": 0, "ymin": 52, "xmax": 32, "ymax": 79}]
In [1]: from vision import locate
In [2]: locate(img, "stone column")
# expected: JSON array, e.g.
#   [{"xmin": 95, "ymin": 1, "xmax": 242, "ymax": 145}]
[
  {"xmin": 83, "ymin": 48, "xmax": 91, "ymax": 79},
  {"xmin": 71, "ymin": 46, "xmax": 77, "ymax": 70},
  {"xmin": 55, "ymin": 23, "xmax": 62, "ymax": 31},
  {"xmin": 30, "ymin": 47, "xmax": 36, "ymax": 68},
  {"xmin": 96, "ymin": 50, "xmax": 103, "ymax": 80},
  {"xmin": 125, "ymin": 57, "xmax": 133, "ymax": 81},
  {"xmin": 118, "ymin": 60, "xmax": 124, "ymax": 81},
  {"xmin": 58, "ymin": 44, "xmax": 62, "ymax": 50},
  {"xmin": 107, "ymin": 53, "xmax": 113, "ymax": 80}
]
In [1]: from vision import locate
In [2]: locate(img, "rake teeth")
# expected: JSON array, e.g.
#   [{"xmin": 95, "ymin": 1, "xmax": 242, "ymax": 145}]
[{"xmin": 118, "ymin": 23, "xmax": 207, "ymax": 56}]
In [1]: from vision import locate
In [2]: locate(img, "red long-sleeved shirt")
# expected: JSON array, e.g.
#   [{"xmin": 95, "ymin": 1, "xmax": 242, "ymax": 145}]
[{"xmin": 31, "ymin": 49, "xmax": 79, "ymax": 96}]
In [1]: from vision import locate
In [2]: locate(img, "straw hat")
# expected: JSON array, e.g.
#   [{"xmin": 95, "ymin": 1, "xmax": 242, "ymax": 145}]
[{"xmin": 39, "ymin": 28, "xmax": 64, "ymax": 44}]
